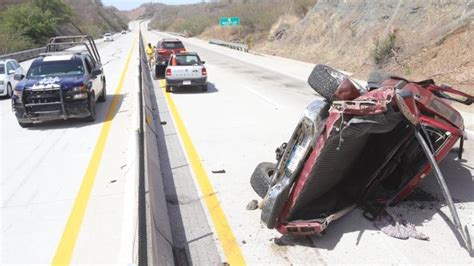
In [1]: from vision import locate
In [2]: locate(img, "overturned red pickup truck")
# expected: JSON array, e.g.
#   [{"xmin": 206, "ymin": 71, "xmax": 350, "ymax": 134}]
[{"xmin": 251, "ymin": 65, "xmax": 472, "ymax": 248}]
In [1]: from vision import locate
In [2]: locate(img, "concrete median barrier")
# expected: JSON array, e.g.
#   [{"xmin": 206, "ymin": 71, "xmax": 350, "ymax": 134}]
[{"xmin": 138, "ymin": 32, "xmax": 175, "ymax": 265}]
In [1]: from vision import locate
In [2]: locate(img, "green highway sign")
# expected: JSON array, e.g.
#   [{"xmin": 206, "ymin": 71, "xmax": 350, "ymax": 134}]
[{"xmin": 219, "ymin": 17, "xmax": 240, "ymax": 26}]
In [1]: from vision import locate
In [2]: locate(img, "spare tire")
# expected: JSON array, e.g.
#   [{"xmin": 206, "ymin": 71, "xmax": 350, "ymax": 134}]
[
  {"xmin": 250, "ymin": 162, "xmax": 276, "ymax": 198},
  {"xmin": 308, "ymin": 64, "xmax": 346, "ymax": 101}
]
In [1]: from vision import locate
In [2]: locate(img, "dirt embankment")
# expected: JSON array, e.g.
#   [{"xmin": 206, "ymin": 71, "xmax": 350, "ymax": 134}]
[
  {"xmin": 62, "ymin": 0, "xmax": 129, "ymax": 36},
  {"xmin": 259, "ymin": 0, "xmax": 474, "ymax": 92}
]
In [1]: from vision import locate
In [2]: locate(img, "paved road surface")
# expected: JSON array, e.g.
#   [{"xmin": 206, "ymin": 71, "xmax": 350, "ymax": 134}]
[
  {"xmin": 144, "ymin": 28, "xmax": 474, "ymax": 264},
  {"xmin": 1, "ymin": 22, "xmax": 140, "ymax": 264}
]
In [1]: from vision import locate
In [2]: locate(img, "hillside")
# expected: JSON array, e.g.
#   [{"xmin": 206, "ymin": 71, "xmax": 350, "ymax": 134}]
[
  {"xmin": 261, "ymin": 0, "xmax": 474, "ymax": 92},
  {"xmin": 0, "ymin": 0, "xmax": 128, "ymax": 54},
  {"xmin": 138, "ymin": 0, "xmax": 472, "ymax": 93}
]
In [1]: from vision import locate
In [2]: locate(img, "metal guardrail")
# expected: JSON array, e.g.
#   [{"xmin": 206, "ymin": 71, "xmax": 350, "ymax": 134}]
[
  {"xmin": 0, "ymin": 47, "xmax": 46, "ymax": 62},
  {"xmin": 0, "ymin": 35, "xmax": 113, "ymax": 63},
  {"xmin": 209, "ymin": 39, "xmax": 249, "ymax": 52},
  {"xmin": 165, "ymin": 32, "xmax": 187, "ymax": 38}
]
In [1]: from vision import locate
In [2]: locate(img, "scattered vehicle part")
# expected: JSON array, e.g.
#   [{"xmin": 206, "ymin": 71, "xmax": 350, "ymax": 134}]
[
  {"xmin": 12, "ymin": 35, "xmax": 106, "ymax": 127},
  {"xmin": 0, "ymin": 59, "xmax": 25, "ymax": 98},
  {"xmin": 374, "ymin": 212, "xmax": 429, "ymax": 240},
  {"xmin": 165, "ymin": 52, "xmax": 207, "ymax": 92},
  {"xmin": 246, "ymin": 200, "xmax": 259, "ymax": 210},
  {"xmin": 211, "ymin": 169, "xmax": 226, "ymax": 174},
  {"xmin": 154, "ymin": 38, "xmax": 186, "ymax": 78},
  {"xmin": 251, "ymin": 64, "xmax": 473, "ymax": 251}
]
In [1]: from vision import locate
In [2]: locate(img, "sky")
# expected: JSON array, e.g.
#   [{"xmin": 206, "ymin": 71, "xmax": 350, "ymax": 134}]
[{"xmin": 102, "ymin": 0, "xmax": 202, "ymax": 11}]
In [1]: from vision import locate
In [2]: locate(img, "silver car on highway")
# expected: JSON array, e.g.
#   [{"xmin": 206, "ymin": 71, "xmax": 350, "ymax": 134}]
[{"xmin": 0, "ymin": 59, "xmax": 24, "ymax": 98}]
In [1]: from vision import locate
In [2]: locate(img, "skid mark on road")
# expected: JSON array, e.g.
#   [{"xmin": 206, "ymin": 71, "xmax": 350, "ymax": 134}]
[
  {"xmin": 159, "ymin": 79, "xmax": 246, "ymax": 265},
  {"xmin": 51, "ymin": 38, "xmax": 137, "ymax": 265}
]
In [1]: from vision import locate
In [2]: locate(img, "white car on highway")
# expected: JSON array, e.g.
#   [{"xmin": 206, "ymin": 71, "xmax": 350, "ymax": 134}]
[
  {"xmin": 0, "ymin": 59, "xmax": 24, "ymax": 98},
  {"xmin": 103, "ymin": 33, "xmax": 113, "ymax": 42}
]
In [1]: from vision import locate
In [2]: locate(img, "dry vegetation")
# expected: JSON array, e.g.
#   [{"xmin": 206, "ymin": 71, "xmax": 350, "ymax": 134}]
[{"xmin": 143, "ymin": 0, "xmax": 317, "ymax": 41}]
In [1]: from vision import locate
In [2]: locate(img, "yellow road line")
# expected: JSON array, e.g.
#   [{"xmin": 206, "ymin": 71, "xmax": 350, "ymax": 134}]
[
  {"xmin": 52, "ymin": 38, "xmax": 137, "ymax": 265},
  {"xmin": 159, "ymin": 79, "xmax": 246, "ymax": 265}
]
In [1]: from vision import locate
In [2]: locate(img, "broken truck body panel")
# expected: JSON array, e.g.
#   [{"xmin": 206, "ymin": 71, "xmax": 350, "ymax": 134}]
[{"xmin": 252, "ymin": 65, "xmax": 473, "ymax": 248}]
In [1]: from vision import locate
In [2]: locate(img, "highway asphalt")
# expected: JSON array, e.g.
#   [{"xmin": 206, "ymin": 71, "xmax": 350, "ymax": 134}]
[
  {"xmin": 144, "ymin": 28, "xmax": 474, "ymax": 264},
  {"xmin": 1, "ymin": 22, "xmax": 141, "ymax": 264}
]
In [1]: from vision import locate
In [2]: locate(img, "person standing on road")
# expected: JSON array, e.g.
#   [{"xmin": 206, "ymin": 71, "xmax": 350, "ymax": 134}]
[{"xmin": 146, "ymin": 43, "xmax": 154, "ymax": 69}]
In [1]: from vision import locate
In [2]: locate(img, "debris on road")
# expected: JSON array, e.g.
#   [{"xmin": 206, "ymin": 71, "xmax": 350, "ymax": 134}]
[
  {"xmin": 211, "ymin": 169, "xmax": 226, "ymax": 174},
  {"xmin": 246, "ymin": 199, "xmax": 259, "ymax": 210},
  {"xmin": 374, "ymin": 212, "xmax": 429, "ymax": 241}
]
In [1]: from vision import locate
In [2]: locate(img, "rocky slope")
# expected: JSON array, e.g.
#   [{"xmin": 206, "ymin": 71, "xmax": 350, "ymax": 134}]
[{"xmin": 260, "ymin": 0, "xmax": 473, "ymax": 91}]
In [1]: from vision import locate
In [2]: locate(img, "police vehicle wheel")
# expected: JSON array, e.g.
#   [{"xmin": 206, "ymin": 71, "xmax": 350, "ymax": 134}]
[
  {"xmin": 98, "ymin": 80, "xmax": 106, "ymax": 102},
  {"xmin": 85, "ymin": 93, "xmax": 97, "ymax": 122}
]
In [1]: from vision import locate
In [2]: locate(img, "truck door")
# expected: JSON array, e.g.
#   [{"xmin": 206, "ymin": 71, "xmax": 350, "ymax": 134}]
[{"xmin": 84, "ymin": 55, "xmax": 100, "ymax": 100}]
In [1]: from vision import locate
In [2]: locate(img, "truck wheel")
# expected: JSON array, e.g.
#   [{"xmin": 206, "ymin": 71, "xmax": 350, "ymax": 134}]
[
  {"xmin": 7, "ymin": 83, "xmax": 12, "ymax": 98},
  {"xmin": 250, "ymin": 162, "xmax": 276, "ymax": 198},
  {"xmin": 84, "ymin": 93, "xmax": 96, "ymax": 122},
  {"xmin": 201, "ymin": 84, "xmax": 208, "ymax": 92},
  {"xmin": 166, "ymin": 85, "xmax": 171, "ymax": 93},
  {"xmin": 98, "ymin": 79, "xmax": 106, "ymax": 102},
  {"xmin": 307, "ymin": 64, "xmax": 346, "ymax": 101},
  {"xmin": 18, "ymin": 121, "xmax": 33, "ymax": 128}
]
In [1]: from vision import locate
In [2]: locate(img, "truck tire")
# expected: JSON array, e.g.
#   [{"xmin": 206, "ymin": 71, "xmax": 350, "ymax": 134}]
[
  {"xmin": 84, "ymin": 93, "xmax": 96, "ymax": 122},
  {"xmin": 98, "ymin": 79, "xmax": 106, "ymax": 102},
  {"xmin": 201, "ymin": 84, "xmax": 208, "ymax": 92},
  {"xmin": 166, "ymin": 85, "xmax": 171, "ymax": 93},
  {"xmin": 251, "ymin": 162, "xmax": 276, "ymax": 198},
  {"xmin": 307, "ymin": 64, "xmax": 346, "ymax": 101},
  {"xmin": 18, "ymin": 121, "xmax": 33, "ymax": 128}
]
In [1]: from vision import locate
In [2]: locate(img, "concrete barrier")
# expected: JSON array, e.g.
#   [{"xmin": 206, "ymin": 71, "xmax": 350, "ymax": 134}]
[
  {"xmin": 0, "ymin": 47, "xmax": 46, "ymax": 62},
  {"xmin": 0, "ymin": 34, "xmax": 118, "ymax": 62},
  {"xmin": 138, "ymin": 31, "xmax": 175, "ymax": 265},
  {"xmin": 209, "ymin": 39, "xmax": 249, "ymax": 52}
]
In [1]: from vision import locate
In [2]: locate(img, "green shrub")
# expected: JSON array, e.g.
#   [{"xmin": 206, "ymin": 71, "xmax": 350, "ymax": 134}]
[
  {"xmin": 0, "ymin": 0, "xmax": 72, "ymax": 53},
  {"xmin": 373, "ymin": 31, "xmax": 397, "ymax": 65},
  {"xmin": 0, "ymin": 31, "xmax": 35, "ymax": 54}
]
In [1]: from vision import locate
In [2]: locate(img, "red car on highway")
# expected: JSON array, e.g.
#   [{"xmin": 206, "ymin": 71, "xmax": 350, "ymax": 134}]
[{"xmin": 154, "ymin": 38, "xmax": 186, "ymax": 78}]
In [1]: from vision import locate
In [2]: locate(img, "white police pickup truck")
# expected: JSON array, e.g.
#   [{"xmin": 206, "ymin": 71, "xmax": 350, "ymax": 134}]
[{"xmin": 165, "ymin": 52, "xmax": 207, "ymax": 92}]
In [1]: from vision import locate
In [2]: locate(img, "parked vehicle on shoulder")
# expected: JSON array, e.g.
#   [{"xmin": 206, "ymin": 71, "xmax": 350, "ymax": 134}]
[
  {"xmin": 154, "ymin": 38, "xmax": 186, "ymax": 78},
  {"xmin": 0, "ymin": 59, "xmax": 25, "ymax": 98},
  {"xmin": 165, "ymin": 52, "xmax": 207, "ymax": 92},
  {"xmin": 103, "ymin": 33, "xmax": 113, "ymax": 42},
  {"xmin": 12, "ymin": 35, "xmax": 106, "ymax": 128}
]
